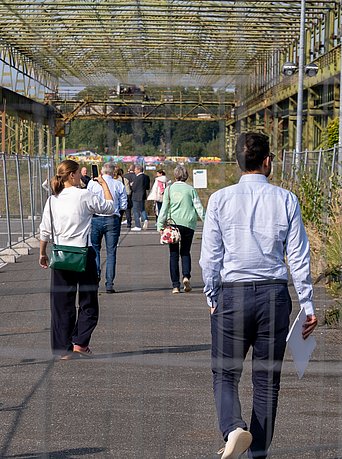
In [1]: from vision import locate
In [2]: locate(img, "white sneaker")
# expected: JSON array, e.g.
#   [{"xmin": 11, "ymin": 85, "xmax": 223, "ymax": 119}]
[
  {"xmin": 143, "ymin": 220, "xmax": 148, "ymax": 230},
  {"xmin": 122, "ymin": 220, "xmax": 127, "ymax": 225},
  {"xmin": 183, "ymin": 277, "xmax": 192, "ymax": 292},
  {"xmin": 172, "ymin": 287, "xmax": 180, "ymax": 294},
  {"xmin": 221, "ymin": 428, "xmax": 252, "ymax": 459},
  {"xmin": 131, "ymin": 227, "xmax": 142, "ymax": 232}
]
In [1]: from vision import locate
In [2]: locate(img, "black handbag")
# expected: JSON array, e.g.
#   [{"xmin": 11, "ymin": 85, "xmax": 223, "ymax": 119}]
[{"xmin": 48, "ymin": 198, "xmax": 88, "ymax": 272}]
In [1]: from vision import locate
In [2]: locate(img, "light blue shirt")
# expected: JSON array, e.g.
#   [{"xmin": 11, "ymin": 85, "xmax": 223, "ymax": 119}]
[
  {"xmin": 87, "ymin": 175, "xmax": 127, "ymax": 217},
  {"xmin": 199, "ymin": 174, "xmax": 314, "ymax": 315}
]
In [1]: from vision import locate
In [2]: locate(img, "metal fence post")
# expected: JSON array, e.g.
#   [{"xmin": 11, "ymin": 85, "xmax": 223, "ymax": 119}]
[
  {"xmin": 316, "ymin": 148, "xmax": 322, "ymax": 181},
  {"xmin": 290, "ymin": 149, "xmax": 296, "ymax": 179},
  {"xmin": 328, "ymin": 144, "xmax": 338, "ymax": 202},
  {"xmin": 15, "ymin": 154, "xmax": 25, "ymax": 243},
  {"xmin": 2, "ymin": 154, "xmax": 12, "ymax": 247},
  {"xmin": 37, "ymin": 156, "xmax": 44, "ymax": 216},
  {"xmin": 281, "ymin": 149, "xmax": 286, "ymax": 181},
  {"xmin": 304, "ymin": 148, "xmax": 308, "ymax": 172},
  {"xmin": 27, "ymin": 156, "xmax": 36, "ymax": 237}
]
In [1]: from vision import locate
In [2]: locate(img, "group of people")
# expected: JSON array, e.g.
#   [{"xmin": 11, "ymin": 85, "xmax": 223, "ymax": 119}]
[{"xmin": 39, "ymin": 132, "xmax": 317, "ymax": 459}]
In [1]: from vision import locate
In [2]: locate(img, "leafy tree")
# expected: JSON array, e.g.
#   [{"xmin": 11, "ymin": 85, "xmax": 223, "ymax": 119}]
[
  {"xmin": 323, "ymin": 118, "xmax": 339, "ymax": 149},
  {"xmin": 66, "ymin": 119, "xmax": 109, "ymax": 151},
  {"xmin": 178, "ymin": 141, "xmax": 204, "ymax": 157},
  {"xmin": 77, "ymin": 86, "xmax": 109, "ymax": 100},
  {"xmin": 65, "ymin": 86, "xmax": 222, "ymax": 155}
]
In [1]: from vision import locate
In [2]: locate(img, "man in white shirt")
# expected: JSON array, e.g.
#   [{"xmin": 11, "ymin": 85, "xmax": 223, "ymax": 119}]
[
  {"xmin": 88, "ymin": 162, "xmax": 127, "ymax": 293},
  {"xmin": 200, "ymin": 132, "xmax": 317, "ymax": 459}
]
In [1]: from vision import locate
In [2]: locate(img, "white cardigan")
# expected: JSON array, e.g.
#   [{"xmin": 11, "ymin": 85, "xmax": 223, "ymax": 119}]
[
  {"xmin": 40, "ymin": 186, "xmax": 114, "ymax": 247},
  {"xmin": 147, "ymin": 176, "xmax": 168, "ymax": 202}
]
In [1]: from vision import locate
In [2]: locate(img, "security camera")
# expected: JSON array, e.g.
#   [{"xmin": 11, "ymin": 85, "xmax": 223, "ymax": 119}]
[
  {"xmin": 304, "ymin": 63, "xmax": 319, "ymax": 77},
  {"xmin": 282, "ymin": 62, "xmax": 298, "ymax": 76}
]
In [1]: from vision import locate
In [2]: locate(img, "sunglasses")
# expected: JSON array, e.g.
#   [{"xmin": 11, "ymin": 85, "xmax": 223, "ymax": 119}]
[{"xmin": 269, "ymin": 152, "xmax": 275, "ymax": 161}]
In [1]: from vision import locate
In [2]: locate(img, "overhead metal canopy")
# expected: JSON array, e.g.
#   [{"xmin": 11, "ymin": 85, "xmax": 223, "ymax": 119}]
[{"xmin": 0, "ymin": 1, "xmax": 336, "ymax": 89}]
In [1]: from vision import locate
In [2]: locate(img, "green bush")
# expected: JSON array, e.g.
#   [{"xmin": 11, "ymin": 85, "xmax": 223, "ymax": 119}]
[
  {"xmin": 322, "ymin": 118, "xmax": 339, "ymax": 149},
  {"xmin": 323, "ymin": 304, "xmax": 341, "ymax": 327}
]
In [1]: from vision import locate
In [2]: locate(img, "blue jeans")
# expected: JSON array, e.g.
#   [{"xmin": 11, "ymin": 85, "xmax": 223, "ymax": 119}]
[
  {"xmin": 141, "ymin": 201, "xmax": 148, "ymax": 222},
  {"xmin": 91, "ymin": 215, "xmax": 121, "ymax": 290},
  {"xmin": 132, "ymin": 200, "xmax": 144, "ymax": 228},
  {"xmin": 211, "ymin": 283, "xmax": 292, "ymax": 459},
  {"xmin": 168, "ymin": 225, "xmax": 194, "ymax": 288}
]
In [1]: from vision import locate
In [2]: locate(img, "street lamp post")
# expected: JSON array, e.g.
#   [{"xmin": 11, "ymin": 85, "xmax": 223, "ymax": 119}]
[
  {"xmin": 339, "ymin": 0, "xmax": 342, "ymax": 178},
  {"xmin": 295, "ymin": 0, "xmax": 306, "ymax": 174}
]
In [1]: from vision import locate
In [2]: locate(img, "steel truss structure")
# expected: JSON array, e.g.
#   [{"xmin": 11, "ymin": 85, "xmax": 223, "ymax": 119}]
[
  {"xmin": 0, "ymin": 1, "xmax": 340, "ymax": 156},
  {"xmin": 0, "ymin": 1, "xmax": 337, "ymax": 88}
]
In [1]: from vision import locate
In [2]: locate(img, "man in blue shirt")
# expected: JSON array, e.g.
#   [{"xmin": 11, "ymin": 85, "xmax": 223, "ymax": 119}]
[
  {"xmin": 199, "ymin": 132, "xmax": 317, "ymax": 459},
  {"xmin": 88, "ymin": 162, "xmax": 127, "ymax": 293}
]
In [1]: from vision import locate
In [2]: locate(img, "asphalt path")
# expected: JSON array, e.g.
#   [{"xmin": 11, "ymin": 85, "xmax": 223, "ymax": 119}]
[{"xmin": 0, "ymin": 228, "xmax": 341, "ymax": 458}]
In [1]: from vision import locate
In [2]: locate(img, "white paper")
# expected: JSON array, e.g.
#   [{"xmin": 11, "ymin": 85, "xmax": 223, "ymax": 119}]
[
  {"xmin": 193, "ymin": 169, "xmax": 207, "ymax": 188},
  {"xmin": 286, "ymin": 307, "xmax": 316, "ymax": 379}
]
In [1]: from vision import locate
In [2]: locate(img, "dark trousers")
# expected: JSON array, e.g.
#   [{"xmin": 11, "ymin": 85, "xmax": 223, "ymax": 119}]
[
  {"xmin": 125, "ymin": 196, "xmax": 133, "ymax": 228},
  {"xmin": 50, "ymin": 247, "xmax": 99, "ymax": 356},
  {"xmin": 211, "ymin": 283, "xmax": 292, "ymax": 459},
  {"xmin": 155, "ymin": 201, "xmax": 162, "ymax": 221},
  {"xmin": 168, "ymin": 225, "xmax": 194, "ymax": 288}
]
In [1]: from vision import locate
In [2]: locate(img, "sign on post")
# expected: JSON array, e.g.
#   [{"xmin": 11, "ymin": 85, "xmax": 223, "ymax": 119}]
[{"xmin": 193, "ymin": 169, "xmax": 207, "ymax": 188}]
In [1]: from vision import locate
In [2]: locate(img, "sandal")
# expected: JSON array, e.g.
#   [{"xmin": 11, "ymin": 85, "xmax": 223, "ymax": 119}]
[{"xmin": 73, "ymin": 345, "xmax": 93, "ymax": 357}]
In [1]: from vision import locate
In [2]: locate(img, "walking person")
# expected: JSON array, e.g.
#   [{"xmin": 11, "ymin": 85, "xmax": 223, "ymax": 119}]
[
  {"xmin": 122, "ymin": 164, "xmax": 135, "ymax": 229},
  {"xmin": 87, "ymin": 162, "xmax": 127, "ymax": 293},
  {"xmin": 157, "ymin": 165, "xmax": 205, "ymax": 294},
  {"xmin": 147, "ymin": 169, "xmax": 168, "ymax": 223},
  {"xmin": 39, "ymin": 159, "xmax": 114, "ymax": 360},
  {"xmin": 131, "ymin": 164, "xmax": 150, "ymax": 231},
  {"xmin": 114, "ymin": 166, "xmax": 132, "ymax": 223},
  {"xmin": 199, "ymin": 132, "xmax": 318, "ymax": 459}
]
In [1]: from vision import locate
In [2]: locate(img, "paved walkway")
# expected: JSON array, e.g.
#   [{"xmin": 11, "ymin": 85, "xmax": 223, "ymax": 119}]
[{"xmin": 0, "ymin": 227, "xmax": 341, "ymax": 459}]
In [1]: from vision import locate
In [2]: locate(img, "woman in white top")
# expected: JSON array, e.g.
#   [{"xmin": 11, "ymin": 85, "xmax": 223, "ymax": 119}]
[
  {"xmin": 147, "ymin": 169, "xmax": 168, "ymax": 221},
  {"xmin": 39, "ymin": 160, "xmax": 114, "ymax": 360}
]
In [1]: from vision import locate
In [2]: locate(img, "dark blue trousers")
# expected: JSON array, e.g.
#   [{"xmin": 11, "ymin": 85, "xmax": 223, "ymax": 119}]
[
  {"xmin": 50, "ymin": 247, "xmax": 99, "ymax": 356},
  {"xmin": 211, "ymin": 283, "xmax": 292, "ymax": 459},
  {"xmin": 168, "ymin": 225, "xmax": 194, "ymax": 288}
]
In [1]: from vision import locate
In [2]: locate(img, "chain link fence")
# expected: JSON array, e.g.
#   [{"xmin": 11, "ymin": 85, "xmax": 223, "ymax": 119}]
[{"xmin": 0, "ymin": 154, "xmax": 54, "ymax": 251}]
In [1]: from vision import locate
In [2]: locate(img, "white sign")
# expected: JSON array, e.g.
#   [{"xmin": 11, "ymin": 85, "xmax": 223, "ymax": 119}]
[
  {"xmin": 145, "ymin": 165, "xmax": 156, "ymax": 170},
  {"xmin": 193, "ymin": 169, "xmax": 207, "ymax": 188}
]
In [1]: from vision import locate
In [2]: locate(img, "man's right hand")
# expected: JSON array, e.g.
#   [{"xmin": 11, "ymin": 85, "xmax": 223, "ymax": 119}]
[
  {"xmin": 94, "ymin": 175, "xmax": 104, "ymax": 185},
  {"xmin": 302, "ymin": 314, "xmax": 318, "ymax": 339}
]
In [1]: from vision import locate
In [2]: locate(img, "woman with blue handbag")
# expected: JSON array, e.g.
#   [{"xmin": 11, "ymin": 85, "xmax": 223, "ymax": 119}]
[{"xmin": 39, "ymin": 160, "xmax": 114, "ymax": 360}]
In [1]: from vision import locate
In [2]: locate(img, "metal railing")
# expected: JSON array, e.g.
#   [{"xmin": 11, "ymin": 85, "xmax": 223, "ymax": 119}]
[
  {"xmin": 281, "ymin": 145, "xmax": 341, "ymax": 195},
  {"xmin": 0, "ymin": 154, "xmax": 54, "ymax": 251}
]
